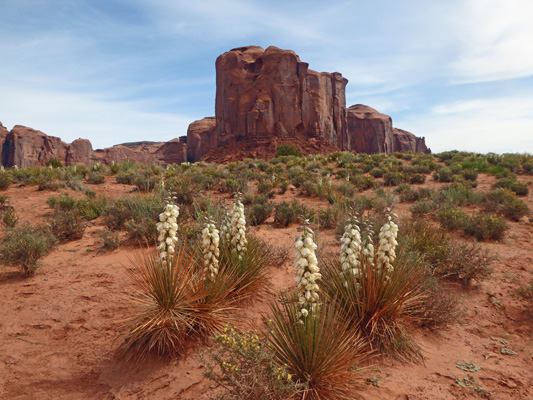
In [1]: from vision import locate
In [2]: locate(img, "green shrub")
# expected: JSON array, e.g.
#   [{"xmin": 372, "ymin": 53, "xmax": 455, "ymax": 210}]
[
  {"xmin": 48, "ymin": 208, "xmax": 87, "ymax": 242},
  {"xmin": 96, "ymin": 230, "xmax": 120, "ymax": 253},
  {"xmin": 0, "ymin": 171, "xmax": 13, "ymax": 190},
  {"xmin": 45, "ymin": 158, "xmax": 63, "ymax": 168},
  {"xmin": 115, "ymin": 170, "xmax": 136, "ymax": 185},
  {"xmin": 463, "ymin": 213, "xmax": 508, "ymax": 241},
  {"xmin": 0, "ymin": 224, "xmax": 57, "ymax": 275},
  {"xmin": 369, "ymin": 167, "xmax": 384, "ymax": 178},
  {"xmin": 436, "ymin": 205, "xmax": 467, "ymax": 231},
  {"xmin": 433, "ymin": 167, "xmax": 454, "ymax": 182},
  {"xmin": 318, "ymin": 207, "xmax": 338, "ymax": 229},
  {"xmin": 247, "ymin": 203, "xmax": 273, "ymax": 226},
  {"xmin": 492, "ymin": 178, "xmax": 529, "ymax": 196},
  {"xmin": 166, "ymin": 177, "xmax": 197, "ymax": 204},
  {"xmin": 276, "ymin": 145, "xmax": 302, "ymax": 157},
  {"xmin": 409, "ymin": 173, "xmax": 426, "ymax": 184},
  {"xmin": 200, "ymin": 326, "xmax": 302, "ymax": 399},
  {"xmin": 410, "ymin": 200, "xmax": 436, "ymax": 217},
  {"xmin": 47, "ymin": 194, "xmax": 77, "ymax": 210},
  {"xmin": 485, "ymin": 188, "xmax": 529, "ymax": 220},
  {"xmin": 383, "ymin": 171, "xmax": 404, "ymax": 186},
  {"xmin": 462, "ymin": 168, "xmax": 478, "ymax": 181},
  {"xmin": 273, "ymin": 201, "xmax": 298, "ymax": 227},
  {"xmin": 353, "ymin": 175, "xmax": 375, "ymax": 191},
  {"xmin": 337, "ymin": 181, "xmax": 355, "ymax": 197},
  {"xmin": 87, "ymin": 172, "xmax": 105, "ymax": 185}
]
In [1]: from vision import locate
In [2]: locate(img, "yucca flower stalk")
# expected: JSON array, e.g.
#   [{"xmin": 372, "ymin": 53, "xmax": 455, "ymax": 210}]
[
  {"xmin": 220, "ymin": 201, "xmax": 231, "ymax": 243},
  {"xmin": 361, "ymin": 216, "xmax": 375, "ymax": 267},
  {"xmin": 340, "ymin": 214, "xmax": 361, "ymax": 287},
  {"xmin": 156, "ymin": 193, "xmax": 179, "ymax": 261},
  {"xmin": 294, "ymin": 218, "xmax": 321, "ymax": 318},
  {"xmin": 202, "ymin": 217, "xmax": 220, "ymax": 281},
  {"xmin": 376, "ymin": 209, "xmax": 398, "ymax": 278},
  {"xmin": 229, "ymin": 192, "xmax": 247, "ymax": 260}
]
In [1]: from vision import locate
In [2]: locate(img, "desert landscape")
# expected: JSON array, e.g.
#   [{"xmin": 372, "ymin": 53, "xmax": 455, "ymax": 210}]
[
  {"xmin": 1, "ymin": 2, "xmax": 533, "ymax": 398},
  {"xmin": 0, "ymin": 148, "xmax": 532, "ymax": 399}
]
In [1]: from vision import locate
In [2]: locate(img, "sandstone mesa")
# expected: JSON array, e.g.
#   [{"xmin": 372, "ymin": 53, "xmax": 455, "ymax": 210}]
[{"xmin": 0, "ymin": 46, "xmax": 429, "ymax": 168}]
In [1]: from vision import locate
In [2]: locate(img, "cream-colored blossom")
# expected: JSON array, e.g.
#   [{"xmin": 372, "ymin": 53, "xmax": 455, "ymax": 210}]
[
  {"xmin": 294, "ymin": 219, "xmax": 321, "ymax": 318},
  {"xmin": 340, "ymin": 215, "xmax": 362, "ymax": 286},
  {"xmin": 156, "ymin": 202, "xmax": 179, "ymax": 261},
  {"xmin": 376, "ymin": 211, "xmax": 398, "ymax": 278},
  {"xmin": 202, "ymin": 218, "xmax": 220, "ymax": 281},
  {"xmin": 229, "ymin": 192, "xmax": 247, "ymax": 260}
]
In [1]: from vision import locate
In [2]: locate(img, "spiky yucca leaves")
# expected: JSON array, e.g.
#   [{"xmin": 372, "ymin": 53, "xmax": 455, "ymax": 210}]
[
  {"xmin": 218, "ymin": 234, "xmax": 271, "ymax": 299},
  {"xmin": 268, "ymin": 297, "xmax": 369, "ymax": 400},
  {"xmin": 322, "ymin": 250, "xmax": 425, "ymax": 362},
  {"xmin": 118, "ymin": 246, "xmax": 239, "ymax": 364}
]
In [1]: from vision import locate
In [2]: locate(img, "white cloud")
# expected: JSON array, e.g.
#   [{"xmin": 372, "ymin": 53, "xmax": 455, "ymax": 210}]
[
  {"xmin": 397, "ymin": 96, "xmax": 533, "ymax": 153},
  {"xmin": 448, "ymin": 0, "xmax": 533, "ymax": 83}
]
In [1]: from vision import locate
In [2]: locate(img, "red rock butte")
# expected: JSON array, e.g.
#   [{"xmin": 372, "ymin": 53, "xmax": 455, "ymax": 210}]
[{"xmin": 0, "ymin": 46, "xmax": 429, "ymax": 167}]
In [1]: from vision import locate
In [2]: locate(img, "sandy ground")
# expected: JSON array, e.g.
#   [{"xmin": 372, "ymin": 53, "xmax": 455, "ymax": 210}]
[{"xmin": 0, "ymin": 174, "xmax": 532, "ymax": 400}]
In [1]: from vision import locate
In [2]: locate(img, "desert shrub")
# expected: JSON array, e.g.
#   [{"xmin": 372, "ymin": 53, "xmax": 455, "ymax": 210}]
[
  {"xmin": 0, "ymin": 224, "xmax": 57, "ymax": 275},
  {"xmin": 484, "ymin": 188, "xmax": 529, "ymax": 220},
  {"xmin": 369, "ymin": 167, "xmax": 384, "ymax": 178},
  {"xmin": 96, "ymin": 230, "xmax": 120, "ymax": 253},
  {"xmin": 257, "ymin": 178, "xmax": 274, "ymax": 197},
  {"xmin": 461, "ymin": 168, "xmax": 478, "ymax": 181},
  {"xmin": 412, "ymin": 278, "xmax": 458, "ymax": 328},
  {"xmin": 400, "ymin": 219, "xmax": 451, "ymax": 268},
  {"xmin": 438, "ymin": 183, "xmax": 484, "ymax": 206},
  {"xmin": 492, "ymin": 178, "xmax": 529, "ymax": 196},
  {"xmin": 463, "ymin": 212, "xmax": 508, "ymax": 241},
  {"xmin": 318, "ymin": 207, "xmax": 338, "ymax": 229},
  {"xmin": 437, "ymin": 241, "xmax": 493, "ymax": 285},
  {"xmin": 273, "ymin": 200, "xmax": 314, "ymax": 227},
  {"xmin": 276, "ymin": 145, "xmax": 302, "ymax": 157},
  {"xmin": 409, "ymin": 173, "xmax": 426, "ymax": 184},
  {"xmin": 353, "ymin": 174, "xmax": 375, "ymax": 191},
  {"xmin": 87, "ymin": 171, "xmax": 105, "ymax": 185},
  {"xmin": 0, "ymin": 171, "xmax": 13, "ymax": 190},
  {"xmin": 115, "ymin": 170, "xmax": 136, "ymax": 185},
  {"xmin": 409, "ymin": 201, "xmax": 434, "ymax": 218},
  {"xmin": 436, "ymin": 205, "xmax": 468, "ymax": 231},
  {"xmin": 273, "ymin": 201, "xmax": 298, "ymax": 227},
  {"xmin": 433, "ymin": 167, "xmax": 454, "ymax": 182},
  {"xmin": 48, "ymin": 208, "xmax": 87, "ymax": 242},
  {"xmin": 44, "ymin": 158, "xmax": 63, "ymax": 168},
  {"xmin": 337, "ymin": 181, "xmax": 355, "ymax": 197},
  {"xmin": 220, "ymin": 178, "xmax": 247, "ymax": 194},
  {"xmin": 118, "ymin": 247, "xmax": 240, "ymax": 364},
  {"xmin": 394, "ymin": 184, "xmax": 418, "ymax": 203},
  {"xmin": 268, "ymin": 297, "xmax": 368, "ymax": 400},
  {"xmin": 247, "ymin": 203, "xmax": 273, "ymax": 226},
  {"xmin": 166, "ymin": 177, "xmax": 197, "ymax": 204},
  {"xmin": 322, "ymin": 251, "xmax": 424, "ymax": 361},
  {"xmin": 133, "ymin": 171, "xmax": 158, "ymax": 192},
  {"xmin": 76, "ymin": 193, "xmax": 108, "ymax": 220},
  {"xmin": 200, "ymin": 326, "xmax": 302, "ymax": 400},
  {"xmin": 47, "ymin": 194, "xmax": 77, "ymax": 210},
  {"xmin": 300, "ymin": 180, "xmax": 317, "ymax": 196},
  {"xmin": 383, "ymin": 171, "xmax": 404, "ymax": 186},
  {"xmin": 103, "ymin": 200, "xmax": 133, "ymax": 230}
]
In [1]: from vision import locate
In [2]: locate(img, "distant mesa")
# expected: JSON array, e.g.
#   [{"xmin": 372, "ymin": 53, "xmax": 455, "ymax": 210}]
[{"xmin": 0, "ymin": 46, "xmax": 429, "ymax": 168}]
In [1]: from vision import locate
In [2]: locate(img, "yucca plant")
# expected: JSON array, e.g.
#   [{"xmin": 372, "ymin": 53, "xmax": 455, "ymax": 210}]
[
  {"xmin": 218, "ymin": 235, "xmax": 271, "ymax": 299},
  {"xmin": 267, "ymin": 297, "xmax": 369, "ymax": 400},
  {"xmin": 322, "ymin": 250, "xmax": 425, "ymax": 362},
  {"xmin": 118, "ymin": 245, "xmax": 240, "ymax": 364}
]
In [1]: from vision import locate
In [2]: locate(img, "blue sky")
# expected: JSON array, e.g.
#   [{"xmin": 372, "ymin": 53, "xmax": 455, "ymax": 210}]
[{"xmin": 1, "ymin": 0, "xmax": 532, "ymax": 153}]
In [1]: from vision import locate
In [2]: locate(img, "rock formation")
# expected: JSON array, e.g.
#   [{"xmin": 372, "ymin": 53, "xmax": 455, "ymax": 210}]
[
  {"xmin": 190, "ymin": 46, "xmax": 429, "ymax": 161},
  {"xmin": 1, "ymin": 46, "xmax": 430, "ymax": 167},
  {"xmin": 0, "ymin": 124, "xmax": 187, "ymax": 168},
  {"xmin": 392, "ymin": 128, "xmax": 430, "ymax": 154}
]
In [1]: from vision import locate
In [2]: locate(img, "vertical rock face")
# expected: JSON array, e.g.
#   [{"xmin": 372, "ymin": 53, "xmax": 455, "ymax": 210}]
[
  {"xmin": 186, "ymin": 117, "xmax": 217, "ymax": 162},
  {"xmin": 214, "ymin": 46, "xmax": 347, "ymax": 147},
  {"xmin": 343, "ymin": 105, "xmax": 394, "ymax": 154},
  {"xmin": 392, "ymin": 128, "xmax": 430, "ymax": 154},
  {"xmin": 0, "ymin": 122, "xmax": 9, "ymax": 166}
]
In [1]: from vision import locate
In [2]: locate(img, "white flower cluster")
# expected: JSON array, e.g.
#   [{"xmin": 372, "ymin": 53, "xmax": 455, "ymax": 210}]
[
  {"xmin": 340, "ymin": 216, "xmax": 361, "ymax": 284},
  {"xmin": 220, "ymin": 202, "xmax": 231, "ymax": 243},
  {"xmin": 156, "ymin": 203, "xmax": 179, "ymax": 260},
  {"xmin": 202, "ymin": 219, "xmax": 220, "ymax": 281},
  {"xmin": 294, "ymin": 220, "xmax": 321, "ymax": 317},
  {"xmin": 376, "ymin": 212, "xmax": 398, "ymax": 277},
  {"xmin": 361, "ymin": 218, "xmax": 375, "ymax": 266},
  {"xmin": 229, "ymin": 193, "xmax": 247, "ymax": 260}
]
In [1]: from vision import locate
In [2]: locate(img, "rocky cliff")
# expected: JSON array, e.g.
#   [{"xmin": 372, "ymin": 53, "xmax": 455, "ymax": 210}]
[
  {"xmin": 0, "ymin": 123, "xmax": 187, "ymax": 167},
  {"xmin": 1, "ymin": 46, "xmax": 429, "ymax": 167},
  {"xmin": 190, "ymin": 46, "xmax": 429, "ymax": 161}
]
